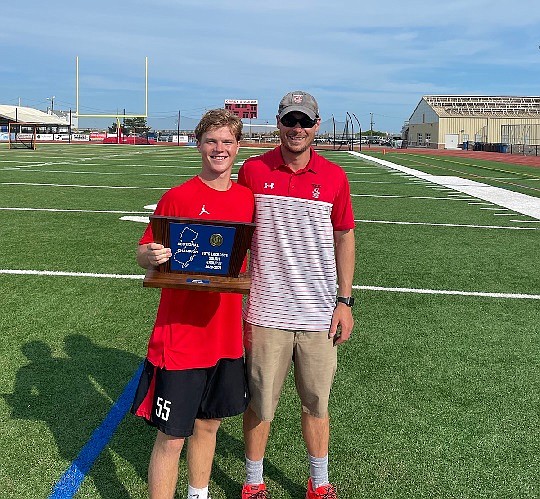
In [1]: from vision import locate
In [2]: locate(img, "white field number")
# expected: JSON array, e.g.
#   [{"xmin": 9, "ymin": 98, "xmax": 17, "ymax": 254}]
[{"xmin": 156, "ymin": 397, "xmax": 171, "ymax": 421}]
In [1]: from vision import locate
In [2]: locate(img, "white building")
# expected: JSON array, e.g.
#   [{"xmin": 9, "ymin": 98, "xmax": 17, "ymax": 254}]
[{"xmin": 406, "ymin": 95, "xmax": 540, "ymax": 150}]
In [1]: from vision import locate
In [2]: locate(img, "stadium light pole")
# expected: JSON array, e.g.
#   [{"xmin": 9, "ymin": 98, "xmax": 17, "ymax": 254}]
[
  {"xmin": 47, "ymin": 96, "xmax": 55, "ymax": 113},
  {"xmin": 352, "ymin": 113, "xmax": 362, "ymax": 152},
  {"xmin": 346, "ymin": 112, "xmax": 354, "ymax": 151}
]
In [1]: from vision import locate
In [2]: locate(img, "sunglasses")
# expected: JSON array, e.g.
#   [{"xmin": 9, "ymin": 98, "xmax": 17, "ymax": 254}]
[{"xmin": 280, "ymin": 113, "xmax": 318, "ymax": 128}]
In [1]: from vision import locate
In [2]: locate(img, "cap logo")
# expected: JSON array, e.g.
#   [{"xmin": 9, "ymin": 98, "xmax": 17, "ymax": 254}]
[{"xmin": 292, "ymin": 94, "xmax": 303, "ymax": 104}]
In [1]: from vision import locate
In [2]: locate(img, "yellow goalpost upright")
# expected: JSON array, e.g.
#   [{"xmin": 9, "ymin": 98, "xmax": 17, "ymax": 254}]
[{"xmin": 75, "ymin": 56, "xmax": 149, "ymax": 141}]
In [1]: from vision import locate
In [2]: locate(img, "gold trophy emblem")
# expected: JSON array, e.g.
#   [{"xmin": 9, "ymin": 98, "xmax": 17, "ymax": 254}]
[{"xmin": 210, "ymin": 233, "xmax": 224, "ymax": 247}]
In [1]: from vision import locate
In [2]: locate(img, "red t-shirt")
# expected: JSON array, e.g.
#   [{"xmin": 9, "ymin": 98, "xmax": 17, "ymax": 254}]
[{"xmin": 139, "ymin": 176, "xmax": 254, "ymax": 370}]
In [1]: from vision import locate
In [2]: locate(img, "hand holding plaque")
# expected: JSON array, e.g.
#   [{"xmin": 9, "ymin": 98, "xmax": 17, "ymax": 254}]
[{"xmin": 143, "ymin": 215, "xmax": 255, "ymax": 294}]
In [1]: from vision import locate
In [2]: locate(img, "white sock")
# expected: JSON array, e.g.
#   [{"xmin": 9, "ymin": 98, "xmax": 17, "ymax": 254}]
[
  {"xmin": 309, "ymin": 454, "xmax": 329, "ymax": 490},
  {"xmin": 245, "ymin": 456, "xmax": 264, "ymax": 485},
  {"xmin": 188, "ymin": 484, "xmax": 208, "ymax": 499}
]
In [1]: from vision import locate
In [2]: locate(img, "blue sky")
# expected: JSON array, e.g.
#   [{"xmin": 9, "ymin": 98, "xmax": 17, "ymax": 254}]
[{"xmin": 2, "ymin": 0, "xmax": 539, "ymax": 133}]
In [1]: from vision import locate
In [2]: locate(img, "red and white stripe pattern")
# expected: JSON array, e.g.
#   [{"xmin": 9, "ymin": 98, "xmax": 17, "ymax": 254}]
[{"xmin": 244, "ymin": 194, "xmax": 337, "ymax": 331}]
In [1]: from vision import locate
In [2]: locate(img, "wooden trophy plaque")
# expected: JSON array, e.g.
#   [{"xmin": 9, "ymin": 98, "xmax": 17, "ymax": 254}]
[{"xmin": 143, "ymin": 215, "xmax": 256, "ymax": 294}]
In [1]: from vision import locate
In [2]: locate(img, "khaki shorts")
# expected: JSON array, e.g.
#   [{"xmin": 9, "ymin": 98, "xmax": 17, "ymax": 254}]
[{"xmin": 244, "ymin": 322, "xmax": 337, "ymax": 421}]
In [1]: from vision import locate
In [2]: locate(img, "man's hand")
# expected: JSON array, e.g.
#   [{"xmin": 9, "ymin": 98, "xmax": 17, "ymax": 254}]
[
  {"xmin": 328, "ymin": 303, "xmax": 354, "ymax": 345},
  {"xmin": 137, "ymin": 243, "xmax": 172, "ymax": 269}
]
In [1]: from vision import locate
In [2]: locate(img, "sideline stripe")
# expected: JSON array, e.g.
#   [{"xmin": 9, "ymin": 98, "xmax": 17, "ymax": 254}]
[
  {"xmin": 48, "ymin": 362, "xmax": 144, "ymax": 498},
  {"xmin": 1, "ymin": 269, "xmax": 539, "ymax": 300},
  {"xmin": 348, "ymin": 151, "xmax": 540, "ymax": 219}
]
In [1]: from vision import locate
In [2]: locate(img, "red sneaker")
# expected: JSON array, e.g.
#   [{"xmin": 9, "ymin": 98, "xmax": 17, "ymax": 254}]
[
  {"xmin": 306, "ymin": 478, "xmax": 338, "ymax": 499},
  {"xmin": 241, "ymin": 483, "xmax": 270, "ymax": 498}
]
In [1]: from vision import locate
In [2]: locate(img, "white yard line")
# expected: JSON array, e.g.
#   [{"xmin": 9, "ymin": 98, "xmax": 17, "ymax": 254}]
[
  {"xmin": 353, "ymin": 284, "xmax": 540, "ymax": 300},
  {"xmin": 355, "ymin": 219, "xmax": 539, "ymax": 230},
  {"xmin": 351, "ymin": 194, "xmax": 471, "ymax": 201},
  {"xmin": 0, "ymin": 269, "xmax": 538, "ymax": 300},
  {"xmin": 1, "ymin": 206, "xmax": 537, "ymax": 230},
  {"xmin": 0, "ymin": 207, "xmax": 152, "ymax": 214},
  {"xmin": 1, "ymin": 166, "xmax": 199, "ymax": 174},
  {"xmin": 0, "ymin": 269, "xmax": 143, "ymax": 280},
  {"xmin": 1, "ymin": 182, "xmax": 169, "ymax": 190}
]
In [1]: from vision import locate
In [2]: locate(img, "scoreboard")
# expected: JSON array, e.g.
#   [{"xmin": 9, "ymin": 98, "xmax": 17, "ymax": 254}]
[{"xmin": 224, "ymin": 99, "xmax": 258, "ymax": 119}]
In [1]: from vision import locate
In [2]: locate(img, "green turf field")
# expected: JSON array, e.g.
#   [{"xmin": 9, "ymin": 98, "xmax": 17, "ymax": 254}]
[{"xmin": 1, "ymin": 144, "xmax": 539, "ymax": 498}]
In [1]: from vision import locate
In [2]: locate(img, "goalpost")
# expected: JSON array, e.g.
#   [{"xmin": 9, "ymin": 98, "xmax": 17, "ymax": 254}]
[
  {"xmin": 75, "ymin": 56, "xmax": 149, "ymax": 143},
  {"xmin": 8, "ymin": 123, "xmax": 37, "ymax": 150}
]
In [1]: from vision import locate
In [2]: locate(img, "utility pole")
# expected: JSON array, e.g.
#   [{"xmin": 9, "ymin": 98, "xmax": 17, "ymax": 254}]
[
  {"xmin": 177, "ymin": 110, "xmax": 181, "ymax": 146},
  {"xmin": 369, "ymin": 113, "xmax": 374, "ymax": 148},
  {"xmin": 332, "ymin": 115, "xmax": 336, "ymax": 150}
]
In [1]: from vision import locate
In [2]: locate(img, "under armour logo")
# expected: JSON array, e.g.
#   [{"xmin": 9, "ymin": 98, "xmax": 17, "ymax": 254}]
[
  {"xmin": 264, "ymin": 182, "xmax": 275, "ymax": 189},
  {"xmin": 199, "ymin": 205, "xmax": 210, "ymax": 215}
]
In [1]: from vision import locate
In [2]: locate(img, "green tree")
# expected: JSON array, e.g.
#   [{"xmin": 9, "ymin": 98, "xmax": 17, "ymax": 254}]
[
  {"xmin": 123, "ymin": 117, "xmax": 151, "ymax": 136},
  {"xmin": 108, "ymin": 121, "xmax": 127, "ymax": 134}
]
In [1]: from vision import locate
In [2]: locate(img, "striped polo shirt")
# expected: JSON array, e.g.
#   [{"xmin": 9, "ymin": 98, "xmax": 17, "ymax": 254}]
[{"xmin": 238, "ymin": 147, "xmax": 355, "ymax": 331}]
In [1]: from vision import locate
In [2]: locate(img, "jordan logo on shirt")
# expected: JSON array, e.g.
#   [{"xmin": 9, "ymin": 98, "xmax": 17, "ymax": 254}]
[
  {"xmin": 199, "ymin": 205, "xmax": 210, "ymax": 216},
  {"xmin": 312, "ymin": 184, "xmax": 321, "ymax": 199}
]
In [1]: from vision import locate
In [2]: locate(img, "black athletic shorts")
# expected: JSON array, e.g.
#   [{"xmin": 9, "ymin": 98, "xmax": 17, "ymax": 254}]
[{"xmin": 130, "ymin": 357, "xmax": 249, "ymax": 437}]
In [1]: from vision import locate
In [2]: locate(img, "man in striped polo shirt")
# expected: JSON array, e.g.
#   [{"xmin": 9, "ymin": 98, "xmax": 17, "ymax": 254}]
[{"xmin": 238, "ymin": 91, "xmax": 356, "ymax": 499}]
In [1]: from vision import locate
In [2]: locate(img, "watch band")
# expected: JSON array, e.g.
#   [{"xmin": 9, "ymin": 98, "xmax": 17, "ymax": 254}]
[{"xmin": 336, "ymin": 296, "xmax": 355, "ymax": 307}]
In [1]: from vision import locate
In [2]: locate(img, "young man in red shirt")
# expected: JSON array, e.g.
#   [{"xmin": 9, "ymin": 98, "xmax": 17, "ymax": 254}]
[
  {"xmin": 131, "ymin": 109, "xmax": 254, "ymax": 499},
  {"xmin": 238, "ymin": 91, "xmax": 356, "ymax": 499}
]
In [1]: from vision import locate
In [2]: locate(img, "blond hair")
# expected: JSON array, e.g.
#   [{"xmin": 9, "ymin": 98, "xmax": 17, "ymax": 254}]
[{"xmin": 195, "ymin": 109, "xmax": 243, "ymax": 142}]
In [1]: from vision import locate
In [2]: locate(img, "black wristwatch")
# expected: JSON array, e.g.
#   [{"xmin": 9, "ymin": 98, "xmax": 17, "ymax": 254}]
[{"xmin": 336, "ymin": 296, "xmax": 355, "ymax": 307}]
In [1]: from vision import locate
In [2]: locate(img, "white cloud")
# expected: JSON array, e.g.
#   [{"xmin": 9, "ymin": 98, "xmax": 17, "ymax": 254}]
[{"xmin": 3, "ymin": 0, "xmax": 540, "ymax": 131}]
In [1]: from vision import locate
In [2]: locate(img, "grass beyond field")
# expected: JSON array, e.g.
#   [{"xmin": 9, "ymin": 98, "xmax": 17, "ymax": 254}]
[{"xmin": 0, "ymin": 144, "xmax": 539, "ymax": 498}]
